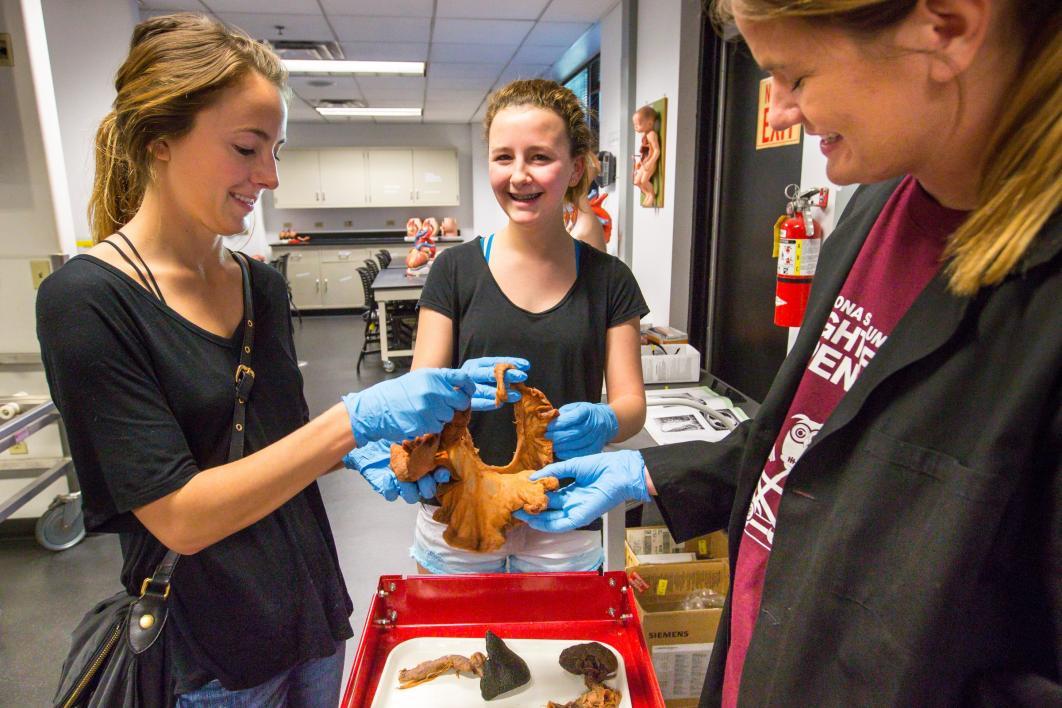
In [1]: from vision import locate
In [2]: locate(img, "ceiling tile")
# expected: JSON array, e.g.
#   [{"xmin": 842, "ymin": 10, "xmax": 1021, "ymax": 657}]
[
  {"xmin": 432, "ymin": 18, "xmax": 532, "ymax": 45},
  {"xmin": 428, "ymin": 62, "xmax": 503, "ymax": 79},
  {"xmin": 214, "ymin": 12, "xmax": 332, "ymax": 41},
  {"xmin": 430, "ymin": 43, "xmax": 515, "ymax": 64},
  {"xmin": 355, "ymin": 76, "xmax": 426, "ymax": 92},
  {"xmin": 511, "ymin": 44, "xmax": 565, "ymax": 65},
  {"xmin": 524, "ymin": 21, "xmax": 592, "ymax": 47},
  {"xmin": 495, "ymin": 63, "xmax": 550, "ymax": 85},
  {"xmin": 435, "ymin": 0, "xmax": 549, "ymax": 20},
  {"xmin": 203, "ymin": 0, "xmax": 320, "ymax": 13},
  {"xmin": 359, "ymin": 88, "xmax": 426, "ymax": 102},
  {"xmin": 541, "ymin": 0, "xmax": 619, "ymax": 23},
  {"xmin": 340, "ymin": 41, "xmax": 428, "ymax": 62},
  {"xmin": 423, "ymin": 109, "xmax": 476, "ymax": 124},
  {"xmin": 427, "ymin": 75, "xmax": 497, "ymax": 91},
  {"xmin": 320, "ymin": 0, "xmax": 434, "ymax": 16},
  {"xmin": 288, "ymin": 75, "xmax": 364, "ymax": 100},
  {"xmin": 425, "ymin": 88, "xmax": 489, "ymax": 104},
  {"xmin": 139, "ymin": 0, "xmax": 208, "ymax": 11},
  {"xmin": 330, "ymin": 15, "xmax": 430, "ymax": 43},
  {"xmin": 286, "ymin": 99, "xmax": 327, "ymax": 122}
]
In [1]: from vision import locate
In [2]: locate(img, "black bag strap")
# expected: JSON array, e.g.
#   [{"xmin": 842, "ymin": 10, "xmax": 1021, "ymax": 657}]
[{"xmin": 129, "ymin": 252, "xmax": 255, "ymax": 653}]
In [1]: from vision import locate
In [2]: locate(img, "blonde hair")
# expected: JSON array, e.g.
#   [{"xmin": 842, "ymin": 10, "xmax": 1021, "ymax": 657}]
[
  {"xmin": 714, "ymin": 0, "xmax": 1061, "ymax": 296},
  {"xmin": 484, "ymin": 79, "xmax": 600, "ymax": 206},
  {"xmin": 89, "ymin": 13, "xmax": 287, "ymax": 243}
]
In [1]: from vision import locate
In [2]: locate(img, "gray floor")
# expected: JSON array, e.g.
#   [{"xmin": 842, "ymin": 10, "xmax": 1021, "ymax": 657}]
[{"xmin": 0, "ymin": 315, "xmax": 419, "ymax": 705}]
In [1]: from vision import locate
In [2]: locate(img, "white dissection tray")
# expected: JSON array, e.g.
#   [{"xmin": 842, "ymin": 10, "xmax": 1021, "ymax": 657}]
[{"xmin": 371, "ymin": 636, "xmax": 632, "ymax": 708}]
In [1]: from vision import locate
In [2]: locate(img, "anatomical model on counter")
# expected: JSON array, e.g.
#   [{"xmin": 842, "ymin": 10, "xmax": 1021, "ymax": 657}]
[
  {"xmin": 406, "ymin": 217, "xmax": 438, "ymax": 272},
  {"xmin": 390, "ymin": 364, "xmax": 560, "ymax": 552},
  {"xmin": 440, "ymin": 217, "xmax": 459, "ymax": 237}
]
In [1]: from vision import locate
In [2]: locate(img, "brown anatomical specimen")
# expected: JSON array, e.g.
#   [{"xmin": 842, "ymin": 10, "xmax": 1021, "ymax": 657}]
[
  {"xmin": 547, "ymin": 682, "xmax": 622, "ymax": 708},
  {"xmin": 390, "ymin": 363, "xmax": 560, "ymax": 552},
  {"xmin": 398, "ymin": 652, "xmax": 485, "ymax": 689}
]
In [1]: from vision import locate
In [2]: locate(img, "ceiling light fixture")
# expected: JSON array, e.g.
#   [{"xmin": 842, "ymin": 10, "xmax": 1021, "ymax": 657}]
[
  {"xmin": 315, "ymin": 106, "xmax": 422, "ymax": 117},
  {"xmin": 284, "ymin": 59, "xmax": 424, "ymax": 76}
]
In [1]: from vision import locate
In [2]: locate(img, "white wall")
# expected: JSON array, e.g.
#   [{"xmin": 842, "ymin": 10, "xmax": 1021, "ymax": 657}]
[
  {"xmin": 0, "ymin": 0, "xmax": 58, "ymax": 258},
  {"xmin": 263, "ymin": 122, "xmax": 475, "ymax": 244},
  {"xmin": 470, "ymin": 122, "xmax": 508, "ymax": 239},
  {"xmin": 629, "ymin": 0, "xmax": 701, "ymax": 328},
  {"xmin": 41, "ymin": 0, "xmax": 138, "ymax": 250},
  {"xmin": 597, "ymin": 2, "xmax": 624, "ymax": 258}
]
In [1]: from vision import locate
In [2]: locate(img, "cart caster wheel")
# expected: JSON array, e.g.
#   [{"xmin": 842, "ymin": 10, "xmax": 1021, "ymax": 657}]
[
  {"xmin": 35, "ymin": 497, "xmax": 85, "ymax": 551},
  {"xmin": 383, "ymin": 360, "xmax": 396, "ymax": 373}
]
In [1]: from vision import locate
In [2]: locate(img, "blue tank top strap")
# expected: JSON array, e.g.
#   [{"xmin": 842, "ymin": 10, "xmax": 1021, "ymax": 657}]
[{"xmin": 482, "ymin": 233, "xmax": 495, "ymax": 264}]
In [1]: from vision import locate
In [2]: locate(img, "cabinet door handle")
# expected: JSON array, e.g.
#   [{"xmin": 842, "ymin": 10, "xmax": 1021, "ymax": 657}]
[
  {"xmin": 323, "ymin": 278, "xmax": 328, "ymax": 292},
  {"xmin": 320, "ymin": 191, "xmax": 325, "ymax": 202},
  {"xmin": 315, "ymin": 278, "xmax": 320, "ymax": 292}
]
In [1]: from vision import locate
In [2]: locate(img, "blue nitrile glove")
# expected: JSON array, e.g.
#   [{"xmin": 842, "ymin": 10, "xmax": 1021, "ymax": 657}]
[
  {"xmin": 343, "ymin": 439, "xmax": 451, "ymax": 504},
  {"xmin": 459, "ymin": 356, "xmax": 530, "ymax": 411},
  {"xmin": 546, "ymin": 402, "xmax": 620, "ymax": 459},
  {"xmin": 512, "ymin": 450, "xmax": 650, "ymax": 533},
  {"xmin": 342, "ymin": 368, "xmax": 475, "ymax": 445}
]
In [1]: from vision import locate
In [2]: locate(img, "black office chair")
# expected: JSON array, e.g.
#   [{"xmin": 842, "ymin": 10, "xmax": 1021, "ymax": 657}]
[
  {"xmin": 375, "ymin": 249, "xmax": 392, "ymax": 268},
  {"xmin": 356, "ymin": 265, "xmax": 414, "ymax": 374},
  {"xmin": 356, "ymin": 266, "xmax": 381, "ymax": 374},
  {"xmin": 363, "ymin": 258, "xmax": 380, "ymax": 280}
]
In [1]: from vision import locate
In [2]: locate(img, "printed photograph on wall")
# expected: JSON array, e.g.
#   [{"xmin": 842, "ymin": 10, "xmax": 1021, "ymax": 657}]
[{"xmin": 632, "ymin": 97, "xmax": 666, "ymax": 208}]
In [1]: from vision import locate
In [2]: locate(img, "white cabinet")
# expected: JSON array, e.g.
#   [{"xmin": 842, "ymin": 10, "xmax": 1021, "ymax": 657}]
[
  {"xmin": 318, "ymin": 149, "xmax": 367, "ymax": 206},
  {"xmin": 367, "ymin": 150, "xmax": 414, "ymax": 207},
  {"xmin": 272, "ymin": 148, "xmax": 459, "ymax": 209},
  {"xmin": 278, "ymin": 247, "xmax": 376, "ymax": 309},
  {"xmin": 413, "ymin": 149, "xmax": 460, "ymax": 205},
  {"xmin": 274, "ymin": 149, "xmax": 367, "ymax": 208},
  {"xmin": 285, "ymin": 249, "xmax": 321, "ymax": 306},
  {"xmin": 272, "ymin": 151, "xmax": 322, "ymax": 208}
]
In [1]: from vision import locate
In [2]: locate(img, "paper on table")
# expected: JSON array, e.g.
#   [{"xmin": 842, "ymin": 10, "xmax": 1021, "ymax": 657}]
[{"xmin": 644, "ymin": 386, "xmax": 748, "ymax": 445}]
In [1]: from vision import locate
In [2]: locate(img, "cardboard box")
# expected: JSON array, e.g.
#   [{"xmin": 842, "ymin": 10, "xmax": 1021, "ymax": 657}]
[
  {"xmin": 626, "ymin": 549, "xmax": 730, "ymax": 707},
  {"xmin": 641, "ymin": 344, "xmax": 701, "ymax": 384},
  {"xmin": 627, "ymin": 526, "xmax": 729, "ymax": 560}
]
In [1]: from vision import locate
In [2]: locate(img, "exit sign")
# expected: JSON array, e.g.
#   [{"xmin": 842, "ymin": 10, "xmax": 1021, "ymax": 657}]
[{"xmin": 756, "ymin": 78, "xmax": 801, "ymax": 150}]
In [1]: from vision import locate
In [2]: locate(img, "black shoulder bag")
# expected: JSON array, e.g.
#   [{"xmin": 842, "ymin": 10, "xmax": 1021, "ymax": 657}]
[{"xmin": 53, "ymin": 253, "xmax": 258, "ymax": 708}]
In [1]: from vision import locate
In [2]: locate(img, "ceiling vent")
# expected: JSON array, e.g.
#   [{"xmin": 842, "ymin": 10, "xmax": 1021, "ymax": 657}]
[
  {"xmin": 269, "ymin": 40, "xmax": 344, "ymax": 62},
  {"xmin": 312, "ymin": 98, "xmax": 368, "ymax": 109}
]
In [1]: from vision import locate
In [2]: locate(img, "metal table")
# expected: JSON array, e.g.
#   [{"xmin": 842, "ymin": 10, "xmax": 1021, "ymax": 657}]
[{"xmin": 370, "ymin": 267, "xmax": 429, "ymax": 373}]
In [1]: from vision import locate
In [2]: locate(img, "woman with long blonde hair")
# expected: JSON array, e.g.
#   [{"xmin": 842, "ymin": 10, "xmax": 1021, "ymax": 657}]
[
  {"xmin": 37, "ymin": 13, "xmax": 507, "ymax": 705},
  {"xmin": 517, "ymin": 0, "xmax": 1061, "ymax": 704}
]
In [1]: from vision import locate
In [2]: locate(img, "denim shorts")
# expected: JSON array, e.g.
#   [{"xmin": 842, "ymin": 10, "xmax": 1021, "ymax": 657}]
[
  {"xmin": 176, "ymin": 640, "xmax": 345, "ymax": 707},
  {"xmin": 411, "ymin": 503, "xmax": 603, "ymax": 574}
]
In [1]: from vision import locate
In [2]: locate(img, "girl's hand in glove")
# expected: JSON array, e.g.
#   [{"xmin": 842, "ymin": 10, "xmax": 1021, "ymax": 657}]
[
  {"xmin": 343, "ymin": 440, "xmax": 450, "ymax": 504},
  {"xmin": 459, "ymin": 356, "xmax": 531, "ymax": 411},
  {"xmin": 342, "ymin": 368, "xmax": 475, "ymax": 445},
  {"xmin": 545, "ymin": 402, "xmax": 619, "ymax": 459},
  {"xmin": 512, "ymin": 450, "xmax": 650, "ymax": 533}
]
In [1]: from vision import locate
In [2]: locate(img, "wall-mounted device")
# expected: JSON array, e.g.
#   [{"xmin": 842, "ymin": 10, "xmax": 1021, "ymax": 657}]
[{"xmin": 597, "ymin": 150, "xmax": 617, "ymax": 187}]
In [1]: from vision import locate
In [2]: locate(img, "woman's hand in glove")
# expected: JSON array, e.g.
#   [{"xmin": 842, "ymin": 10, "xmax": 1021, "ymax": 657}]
[
  {"xmin": 512, "ymin": 450, "xmax": 650, "ymax": 532},
  {"xmin": 459, "ymin": 356, "xmax": 531, "ymax": 411},
  {"xmin": 546, "ymin": 402, "xmax": 619, "ymax": 459},
  {"xmin": 342, "ymin": 368, "xmax": 475, "ymax": 445},
  {"xmin": 343, "ymin": 440, "xmax": 450, "ymax": 504}
]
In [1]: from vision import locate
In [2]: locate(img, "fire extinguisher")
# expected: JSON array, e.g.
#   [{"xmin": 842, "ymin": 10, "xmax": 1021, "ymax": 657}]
[{"xmin": 773, "ymin": 186, "xmax": 828, "ymax": 327}]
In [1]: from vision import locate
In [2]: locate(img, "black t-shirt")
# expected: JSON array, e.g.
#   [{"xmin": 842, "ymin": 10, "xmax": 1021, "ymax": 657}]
[
  {"xmin": 36, "ymin": 255, "xmax": 353, "ymax": 693},
  {"xmin": 419, "ymin": 236, "xmax": 649, "ymax": 465}
]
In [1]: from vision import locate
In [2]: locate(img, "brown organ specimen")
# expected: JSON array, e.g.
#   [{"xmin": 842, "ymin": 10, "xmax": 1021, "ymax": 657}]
[{"xmin": 390, "ymin": 363, "xmax": 560, "ymax": 552}]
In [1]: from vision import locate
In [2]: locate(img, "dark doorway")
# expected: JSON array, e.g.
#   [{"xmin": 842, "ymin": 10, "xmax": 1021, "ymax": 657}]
[{"xmin": 690, "ymin": 31, "xmax": 803, "ymax": 403}]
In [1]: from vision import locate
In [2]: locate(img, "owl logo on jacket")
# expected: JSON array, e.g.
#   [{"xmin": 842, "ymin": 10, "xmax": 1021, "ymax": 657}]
[{"xmin": 745, "ymin": 414, "xmax": 823, "ymax": 549}]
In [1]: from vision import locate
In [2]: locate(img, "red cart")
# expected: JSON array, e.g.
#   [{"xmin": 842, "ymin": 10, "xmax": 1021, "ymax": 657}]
[{"xmin": 343, "ymin": 571, "xmax": 664, "ymax": 707}]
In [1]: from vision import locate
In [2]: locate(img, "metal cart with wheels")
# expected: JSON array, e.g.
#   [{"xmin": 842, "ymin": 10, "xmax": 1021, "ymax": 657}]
[{"xmin": 0, "ymin": 393, "xmax": 84, "ymax": 551}]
